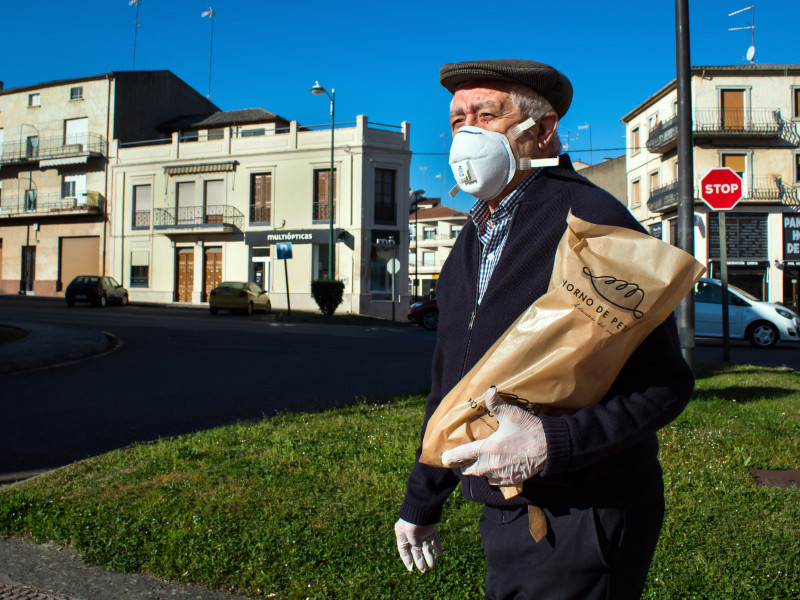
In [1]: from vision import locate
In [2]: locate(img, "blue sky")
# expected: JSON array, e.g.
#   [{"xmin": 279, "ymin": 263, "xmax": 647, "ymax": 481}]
[{"xmin": 3, "ymin": 0, "xmax": 797, "ymax": 213}]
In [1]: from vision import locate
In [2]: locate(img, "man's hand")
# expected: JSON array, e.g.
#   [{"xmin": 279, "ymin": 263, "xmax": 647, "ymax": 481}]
[
  {"xmin": 441, "ymin": 387, "xmax": 547, "ymax": 486},
  {"xmin": 394, "ymin": 518, "xmax": 442, "ymax": 572}
]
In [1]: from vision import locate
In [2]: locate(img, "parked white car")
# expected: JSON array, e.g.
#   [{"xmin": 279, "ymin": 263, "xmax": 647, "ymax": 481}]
[{"xmin": 694, "ymin": 278, "xmax": 800, "ymax": 348}]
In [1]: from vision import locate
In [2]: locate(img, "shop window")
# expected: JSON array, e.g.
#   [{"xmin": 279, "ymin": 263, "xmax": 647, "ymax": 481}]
[
  {"xmin": 370, "ymin": 235, "xmax": 397, "ymax": 300},
  {"xmin": 313, "ymin": 243, "xmax": 330, "ymax": 281},
  {"xmin": 133, "ymin": 184, "xmax": 152, "ymax": 229},
  {"xmin": 374, "ymin": 168, "xmax": 396, "ymax": 224},
  {"xmin": 313, "ymin": 168, "xmax": 336, "ymax": 223},
  {"xmin": 250, "ymin": 173, "xmax": 272, "ymax": 223}
]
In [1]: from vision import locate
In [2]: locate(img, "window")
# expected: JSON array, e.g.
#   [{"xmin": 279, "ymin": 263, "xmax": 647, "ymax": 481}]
[
  {"xmin": 374, "ymin": 169, "xmax": 396, "ymax": 224},
  {"xmin": 794, "ymin": 88, "xmax": 800, "ymax": 120},
  {"xmin": 204, "ymin": 179, "xmax": 225, "ymax": 223},
  {"xmin": 179, "ymin": 131, "xmax": 199, "ymax": 142},
  {"xmin": 631, "ymin": 127, "xmax": 640, "ymax": 154},
  {"xmin": 795, "ymin": 154, "xmax": 800, "ymax": 184},
  {"xmin": 370, "ymin": 235, "xmax": 397, "ymax": 300},
  {"xmin": 70, "ymin": 87, "xmax": 83, "ymax": 100},
  {"xmin": 313, "ymin": 169, "xmax": 336, "ymax": 223},
  {"xmin": 422, "ymin": 252, "xmax": 435, "ymax": 267},
  {"xmin": 649, "ymin": 172, "xmax": 659, "ymax": 197},
  {"xmin": 241, "ymin": 128, "xmax": 265, "ymax": 137},
  {"xmin": 409, "ymin": 224, "xmax": 416, "ymax": 241},
  {"xmin": 176, "ymin": 181, "xmax": 196, "ymax": 225},
  {"xmin": 24, "ymin": 189, "xmax": 37, "ymax": 212},
  {"xmin": 313, "ymin": 243, "xmax": 330, "ymax": 281},
  {"xmin": 423, "ymin": 227, "xmax": 436, "ymax": 241},
  {"xmin": 631, "ymin": 179, "xmax": 640, "ymax": 207},
  {"xmin": 451, "ymin": 225, "xmax": 463, "ymax": 239},
  {"xmin": 250, "ymin": 173, "xmax": 272, "ymax": 223},
  {"xmin": 28, "ymin": 93, "xmax": 40, "ymax": 107},
  {"xmin": 26, "ymin": 136, "xmax": 39, "ymax": 158},
  {"xmin": 130, "ymin": 250, "xmax": 149, "ymax": 287},
  {"xmin": 721, "ymin": 89, "xmax": 745, "ymax": 130},
  {"xmin": 61, "ymin": 174, "xmax": 86, "ymax": 204},
  {"xmin": 722, "ymin": 153, "xmax": 748, "ymax": 195},
  {"xmin": 64, "ymin": 117, "xmax": 89, "ymax": 148},
  {"xmin": 133, "ymin": 184, "xmax": 152, "ymax": 228},
  {"xmin": 207, "ymin": 128, "xmax": 224, "ymax": 140},
  {"xmin": 648, "ymin": 114, "xmax": 658, "ymax": 131}
]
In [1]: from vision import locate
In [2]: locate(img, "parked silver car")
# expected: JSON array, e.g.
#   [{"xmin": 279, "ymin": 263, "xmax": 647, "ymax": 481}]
[{"xmin": 694, "ymin": 278, "xmax": 800, "ymax": 348}]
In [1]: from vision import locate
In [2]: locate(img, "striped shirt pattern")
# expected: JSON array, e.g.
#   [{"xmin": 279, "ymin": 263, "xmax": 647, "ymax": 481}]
[{"xmin": 469, "ymin": 172, "xmax": 541, "ymax": 305}]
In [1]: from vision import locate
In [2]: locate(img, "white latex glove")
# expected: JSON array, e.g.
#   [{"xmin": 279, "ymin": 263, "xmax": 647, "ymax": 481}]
[
  {"xmin": 441, "ymin": 387, "xmax": 547, "ymax": 486},
  {"xmin": 394, "ymin": 518, "xmax": 442, "ymax": 573}
]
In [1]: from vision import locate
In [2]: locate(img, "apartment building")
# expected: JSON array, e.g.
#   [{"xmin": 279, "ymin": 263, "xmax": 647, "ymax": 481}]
[
  {"xmin": 110, "ymin": 112, "xmax": 411, "ymax": 318},
  {"xmin": 408, "ymin": 196, "xmax": 468, "ymax": 298},
  {"xmin": 622, "ymin": 64, "xmax": 800, "ymax": 305},
  {"xmin": 0, "ymin": 71, "xmax": 217, "ymax": 295}
]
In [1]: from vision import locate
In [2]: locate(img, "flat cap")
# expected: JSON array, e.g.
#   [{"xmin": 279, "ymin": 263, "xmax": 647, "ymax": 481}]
[{"xmin": 440, "ymin": 58, "xmax": 573, "ymax": 118}]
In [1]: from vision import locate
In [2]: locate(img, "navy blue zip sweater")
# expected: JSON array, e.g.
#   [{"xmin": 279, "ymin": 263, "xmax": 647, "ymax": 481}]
[{"xmin": 399, "ymin": 155, "xmax": 694, "ymax": 526}]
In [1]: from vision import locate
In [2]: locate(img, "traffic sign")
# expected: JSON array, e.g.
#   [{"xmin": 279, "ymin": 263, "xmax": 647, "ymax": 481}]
[
  {"xmin": 276, "ymin": 242, "xmax": 293, "ymax": 260},
  {"xmin": 700, "ymin": 168, "xmax": 743, "ymax": 211}
]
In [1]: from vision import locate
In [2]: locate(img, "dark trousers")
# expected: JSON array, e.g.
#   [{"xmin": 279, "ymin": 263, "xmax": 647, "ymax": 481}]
[{"xmin": 479, "ymin": 471, "xmax": 665, "ymax": 600}]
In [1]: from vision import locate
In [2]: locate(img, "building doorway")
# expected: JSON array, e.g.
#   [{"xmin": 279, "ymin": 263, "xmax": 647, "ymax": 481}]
[
  {"xmin": 176, "ymin": 248, "xmax": 194, "ymax": 302},
  {"xmin": 203, "ymin": 247, "xmax": 223, "ymax": 301},
  {"xmin": 20, "ymin": 246, "xmax": 36, "ymax": 293}
]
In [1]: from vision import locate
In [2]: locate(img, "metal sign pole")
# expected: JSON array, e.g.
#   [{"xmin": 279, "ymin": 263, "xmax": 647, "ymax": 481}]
[
  {"xmin": 719, "ymin": 213, "xmax": 730, "ymax": 361},
  {"xmin": 284, "ymin": 258, "xmax": 291, "ymax": 317}
]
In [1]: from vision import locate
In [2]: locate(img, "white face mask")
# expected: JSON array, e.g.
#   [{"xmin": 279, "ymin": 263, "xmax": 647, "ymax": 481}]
[{"xmin": 448, "ymin": 117, "xmax": 559, "ymax": 201}]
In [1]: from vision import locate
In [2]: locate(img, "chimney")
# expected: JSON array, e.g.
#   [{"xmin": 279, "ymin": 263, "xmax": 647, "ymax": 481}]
[{"xmin": 0, "ymin": 81, "xmax": 4, "ymax": 90}]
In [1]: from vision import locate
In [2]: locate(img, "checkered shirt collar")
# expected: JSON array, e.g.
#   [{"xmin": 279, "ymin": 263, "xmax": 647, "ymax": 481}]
[{"xmin": 469, "ymin": 171, "xmax": 540, "ymax": 235}]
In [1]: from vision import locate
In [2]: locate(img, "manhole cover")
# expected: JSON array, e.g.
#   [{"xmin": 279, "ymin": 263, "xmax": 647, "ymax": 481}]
[{"xmin": 750, "ymin": 469, "xmax": 800, "ymax": 489}]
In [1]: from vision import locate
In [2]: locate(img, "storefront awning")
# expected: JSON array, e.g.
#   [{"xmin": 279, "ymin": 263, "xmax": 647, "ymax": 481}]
[
  {"xmin": 40, "ymin": 155, "xmax": 89, "ymax": 167},
  {"xmin": 163, "ymin": 161, "xmax": 238, "ymax": 176}
]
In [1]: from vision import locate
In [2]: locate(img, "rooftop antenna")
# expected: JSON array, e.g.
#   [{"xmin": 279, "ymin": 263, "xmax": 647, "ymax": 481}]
[
  {"xmin": 728, "ymin": 5, "xmax": 755, "ymax": 64},
  {"xmin": 129, "ymin": 0, "xmax": 141, "ymax": 70},
  {"xmin": 201, "ymin": 7, "xmax": 215, "ymax": 98}
]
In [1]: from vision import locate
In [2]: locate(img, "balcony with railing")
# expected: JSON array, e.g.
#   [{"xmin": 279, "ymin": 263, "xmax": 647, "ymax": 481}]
[
  {"xmin": 0, "ymin": 133, "xmax": 108, "ymax": 166},
  {"xmin": 153, "ymin": 205, "xmax": 245, "ymax": 232},
  {"xmin": 0, "ymin": 191, "xmax": 104, "ymax": 218},
  {"xmin": 646, "ymin": 175, "xmax": 790, "ymax": 213},
  {"xmin": 645, "ymin": 108, "xmax": 781, "ymax": 154}
]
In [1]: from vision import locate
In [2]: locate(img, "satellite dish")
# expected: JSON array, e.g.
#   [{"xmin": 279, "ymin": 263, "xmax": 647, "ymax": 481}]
[{"xmin": 746, "ymin": 45, "xmax": 755, "ymax": 62}]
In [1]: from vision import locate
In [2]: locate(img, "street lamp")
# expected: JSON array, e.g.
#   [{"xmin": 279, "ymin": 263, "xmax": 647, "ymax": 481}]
[{"xmin": 310, "ymin": 81, "xmax": 335, "ymax": 279}]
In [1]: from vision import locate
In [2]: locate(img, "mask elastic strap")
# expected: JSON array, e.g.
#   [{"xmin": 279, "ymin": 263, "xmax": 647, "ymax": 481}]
[
  {"xmin": 519, "ymin": 157, "xmax": 560, "ymax": 170},
  {"xmin": 507, "ymin": 117, "xmax": 536, "ymax": 140}
]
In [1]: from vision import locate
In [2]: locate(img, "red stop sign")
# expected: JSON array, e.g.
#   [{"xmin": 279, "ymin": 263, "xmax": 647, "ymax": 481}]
[{"xmin": 700, "ymin": 167, "xmax": 743, "ymax": 210}]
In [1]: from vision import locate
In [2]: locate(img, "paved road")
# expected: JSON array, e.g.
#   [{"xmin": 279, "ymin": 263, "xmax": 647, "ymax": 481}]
[{"xmin": 0, "ymin": 296, "xmax": 437, "ymax": 479}]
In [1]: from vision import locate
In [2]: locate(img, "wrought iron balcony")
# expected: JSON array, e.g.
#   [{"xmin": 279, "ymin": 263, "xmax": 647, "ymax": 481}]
[
  {"xmin": 0, "ymin": 133, "xmax": 108, "ymax": 165},
  {"xmin": 645, "ymin": 108, "xmax": 781, "ymax": 154},
  {"xmin": 646, "ymin": 180, "xmax": 680, "ymax": 213},
  {"xmin": 153, "ymin": 205, "xmax": 245, "ymax": 230},
  {"xmin": 0, "ymin": 191, "xmax": 104, "ymax": 218}
]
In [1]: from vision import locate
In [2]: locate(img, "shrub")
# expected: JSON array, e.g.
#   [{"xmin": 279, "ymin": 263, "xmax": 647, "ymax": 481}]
[{"xmin": 311, "ymin": 279, "xmax": 345, "ymax": 315}]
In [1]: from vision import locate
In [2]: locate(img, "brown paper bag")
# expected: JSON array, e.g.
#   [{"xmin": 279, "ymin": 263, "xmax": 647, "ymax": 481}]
[{"xmin": 420, "ymin": 212, "xmax": 705, "ymax": 497}]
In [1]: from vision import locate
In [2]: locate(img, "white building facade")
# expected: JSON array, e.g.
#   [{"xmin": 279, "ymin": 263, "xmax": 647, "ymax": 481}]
[
  {"xmin": 622, "ymin": 64, "xmax": 800, "ymax": 305},
  {"xmin": 110, "ymin": 113, "xmax": 411, "ymax": 318}
]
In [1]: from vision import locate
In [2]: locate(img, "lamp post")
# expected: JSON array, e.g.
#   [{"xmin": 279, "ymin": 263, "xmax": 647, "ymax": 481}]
[{"xmin": 310, "ymin": 81, "xmax": 335, "ymax": 279}]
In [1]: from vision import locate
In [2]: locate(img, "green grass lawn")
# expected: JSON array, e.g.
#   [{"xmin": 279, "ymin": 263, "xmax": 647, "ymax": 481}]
[{"xmin": 0, "ymin": 363, "xmax": 798, "ymax": 599}]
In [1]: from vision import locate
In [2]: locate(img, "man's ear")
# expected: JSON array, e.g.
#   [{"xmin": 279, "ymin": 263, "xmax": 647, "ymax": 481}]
[{"xmin": 536, "ymin": 111, "xmax": 559, "ymax": 148}]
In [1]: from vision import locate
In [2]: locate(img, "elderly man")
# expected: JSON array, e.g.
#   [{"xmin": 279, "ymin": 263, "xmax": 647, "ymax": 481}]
[{"xmin": 394, "ymin": 59, "xmax": 694, "ymax": 600}]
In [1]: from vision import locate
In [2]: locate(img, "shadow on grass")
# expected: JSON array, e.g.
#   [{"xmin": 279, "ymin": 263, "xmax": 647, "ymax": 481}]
[
  {"xmin": 0, "ymin": 325, "xmax": 28, "ymax": 344},
  {"xmin": 694, "ymin": 362, "xmax": 797, "ymax": 380},
  {"xmin": 692, "ymin": 385, "xmax": 795, "ymax": 403}
]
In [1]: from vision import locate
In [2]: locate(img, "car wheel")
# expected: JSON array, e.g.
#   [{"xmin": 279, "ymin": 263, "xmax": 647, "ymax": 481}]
[
  {"xmin": 121, "ymin": 294, "xmax": 129, "ymax": 306},
  {"xmin": 98, "ymin": 294, "xmax": 107, "ymax": 308},
  {"xmin": 421, "ymin": 309, "xmax": 439, "ymax": 330},
  {"xmin": 66, "ymin": 298, "xmax": 75, "ymax": 307},
  {"xmin": 246, "ymin": 302, "xmax": 254, "ymax": 316},
  {"xmin": 747, "ymin": 321, "xmax": 778, "ymax": 348},
  {"xmin": 210, "ymin": 306, "xmax": 218, "ymax": 315},
  {"xmin": 265, "ymin": 300, "xmax": 272, "ymax": 314}
]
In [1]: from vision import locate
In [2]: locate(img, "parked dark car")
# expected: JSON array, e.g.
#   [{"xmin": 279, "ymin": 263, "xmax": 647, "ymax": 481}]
[
  {"xmin": 65, "ymin": 276, "xmax": 128, "ymax": 307},
  {"xmin": 408, "ymin": 293, "xmax": 438, "ymax": 330}
]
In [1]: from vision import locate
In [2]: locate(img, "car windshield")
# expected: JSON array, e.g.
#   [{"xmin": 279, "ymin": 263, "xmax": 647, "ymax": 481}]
[
  {"xmin": 72, "ymin": 276, "xmax": 99, "ymax": 285},
  {"xmin": 218, "ymin": 282, "xmax": 245, "ymax": 289},
  {"xmin": 726, "ymin": 282, "xmax": 760, "ymax": 302}
]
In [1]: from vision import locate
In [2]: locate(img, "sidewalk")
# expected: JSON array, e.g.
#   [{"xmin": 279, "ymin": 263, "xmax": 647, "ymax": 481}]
[
  {"xmin": 0, "ymin": 537, "xmax": 255, "ymax": 600},
  {"xmin": 0, "ymin": 320, "xmax": 115, "ymax": 375}
]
